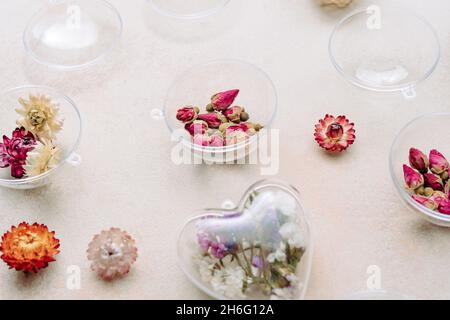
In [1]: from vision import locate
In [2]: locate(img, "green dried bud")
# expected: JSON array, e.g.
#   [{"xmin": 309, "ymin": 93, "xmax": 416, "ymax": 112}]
[
  {"xmin": 424, "ymin": 187, "xmax": 434, "ymax": 197},
  {"xmin": 441, "ymin": 170, "xmax": 449, "ymax": 181},
  {"xmin": 240, "ymin": 111, "xmax": 250, "ymax": 122},
  {"xmin": 206, "ymin": 104, "xmax": 214, "ymax": 112},
  {"xmin": 193, "ymin": 106, "xmax": 200, "ymax": 114},
  {"xmin": 415, "ymin": 186, "xmax": 425, "ymax": 196}
]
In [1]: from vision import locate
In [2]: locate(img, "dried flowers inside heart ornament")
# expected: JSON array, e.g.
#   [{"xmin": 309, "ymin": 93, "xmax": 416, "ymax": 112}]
[{"xmin": 178, "ymin": 181, "xmax": 313, "ymax": 300}]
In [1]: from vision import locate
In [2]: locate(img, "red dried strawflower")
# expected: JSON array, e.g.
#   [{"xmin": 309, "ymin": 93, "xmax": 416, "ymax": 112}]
[
  {"xmin": 1, "ymin": 222, "xmax": 60, "ymax": 273},
  {"xmin": 314, "ymin": 114, "xmax": 355, "ymax": 152}
]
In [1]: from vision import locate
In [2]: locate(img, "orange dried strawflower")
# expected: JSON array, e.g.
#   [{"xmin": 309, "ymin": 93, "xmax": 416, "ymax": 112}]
[{"xmin": 1, "ymin": 222, "xmax": 60, "ymax": 273}]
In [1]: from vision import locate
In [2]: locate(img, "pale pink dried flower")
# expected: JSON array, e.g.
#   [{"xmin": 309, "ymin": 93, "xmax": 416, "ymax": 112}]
[{"xmin": 87, "ymin": 228, "xmax": 137, "ymax": 281}]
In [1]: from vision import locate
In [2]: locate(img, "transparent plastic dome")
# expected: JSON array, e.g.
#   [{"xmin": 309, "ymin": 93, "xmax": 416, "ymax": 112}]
[
  {"xmin": 0, "ymin": 86, "xmax": 81, "ymax": 189},
  {"xmin": 23, "ymin": 0, "xmax": 122, "ymax": 70},
  {"xmin": 329, "ymin": 7, "xmax": 440, "ymax": 98},
  {"xmin": 164, "ymin": 60, "xmax": 277, "ymax": 163},
  {"xmin": 148, "ymin": 0, "xmax": 230, "ymax": 19},
  {"xmin": 178, "ymin": 180, "xmax": 313, "ymax": 300},
  {"xmin": 390, "ymin": 113, "xmax": 450, "ymax": 227}
]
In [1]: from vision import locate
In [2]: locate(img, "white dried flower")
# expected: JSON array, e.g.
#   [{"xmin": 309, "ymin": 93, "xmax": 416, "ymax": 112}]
[
  {"xmin": 279, "ymin": 222, "xmax": 305, "ymax": 248},
  {"xmin": 24, "ymin": 140, "xmax": 61, "ymax": 177},
  {"xmin": 210, "ymin": 264, "xmax": 246, "ymax": 299},
  {"xmin": 16, "ymin": 94, "xmax": 63, "ymax": 141},
  {"xmin": 87, "ymin": 228, "xmax": 138, "ymax": 281}
]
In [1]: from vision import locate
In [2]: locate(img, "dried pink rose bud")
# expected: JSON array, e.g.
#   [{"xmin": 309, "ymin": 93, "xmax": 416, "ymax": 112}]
[
  {"xmin": 224, "ymin": 106, "xmax": 243, "ymax": 123},
  {"xmin": 225, "ymin": 126, "xmax": 249, "ymax": 146},
  {"xmin": 211, "ymin": 89, "xmax": 240, "ymax": 111},
  {"xmin": 423, "ymin": 173, "xmax": 444, "ymax": 191},
  {"xmin": 409, "ymin": 148, "xmax": 429, "ymax": 173},
  {"xmin": 87, "ymin": 228, "xmax": 138, "ymax": 281},
  {"xmin": 412, "ymin": 195, "xmax": 438, "ymax": 211},
  {"xmin": 192, "ymin": 134, "xmax": 210, "ymax": 147},
  {"xmin": 429, "ymin": 149, "xmax": 449, "ymax": 175},
  {"xmin": 176, "ymin": 106, "xmax": 198, "ymax": 123},
  {"xmin": 445, "ymin": 180, "xmax": 450, "ymax": 198},
  {"xmin": 209, "ymin": 133, "xmax": 224, "ymax": 147},
  {"xmin": 403, "ymin": 165, "xmax": 424, "ymax": 190},
  {"xmin": 197, "ymin": 113, "xmax": 226, "ymax": 129},
  {"xmin": 438, "ymin": 199, "xmax": 450, "ymax": 215},
  {"xmin": 185, "ymin": 120, "xmax": 208, "ymax": 136},
  {"xmin": 430, "ymin": 191, "xmax": 448, "ymax": 207}
]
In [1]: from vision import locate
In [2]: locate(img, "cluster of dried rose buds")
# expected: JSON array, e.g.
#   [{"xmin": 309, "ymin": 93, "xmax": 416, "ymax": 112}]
[
  {"xmin": 176, "ymin": 89, "xmax": 263, "ymax": 147},
  {"xmin": 403, "ymin": 148, "xmax": 450, "ymax": 214}
]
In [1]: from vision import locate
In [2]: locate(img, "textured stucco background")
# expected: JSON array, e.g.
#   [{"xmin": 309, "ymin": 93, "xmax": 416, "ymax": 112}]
[{"xmin": 0, "ymin": 0, "xmax": 449, "ymax": 300}]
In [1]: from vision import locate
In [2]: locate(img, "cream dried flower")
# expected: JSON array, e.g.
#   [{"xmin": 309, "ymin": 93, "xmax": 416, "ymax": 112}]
[
  {"xmin": 320, "ymin": 0, "xmax": 353, "ymax": 8},
  {"xmin": 87, "ymin": 228, "xmax": 138, "ymax": 281},
  {"xmin": 16, "ymin": 94, "xmax": 63, "ymax": 141},
  {"xmin": 24, "ymin": 140, "xmax": 61, "ymax": 177}
]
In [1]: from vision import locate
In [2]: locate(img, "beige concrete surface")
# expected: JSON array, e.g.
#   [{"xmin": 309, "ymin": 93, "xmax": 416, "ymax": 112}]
[{"xmin": 0, "ymin": 0, "xmax": 449, "ymax": 299}]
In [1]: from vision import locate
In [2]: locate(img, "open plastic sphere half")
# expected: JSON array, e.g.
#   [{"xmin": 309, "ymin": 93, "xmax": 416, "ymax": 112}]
[
  {"xmin": 329, "ymin": 7, "xmax": 440, "ymax": 98},
  {"xmin": 148, "ymin": 0, "xmax": 230, "ymax": 19},
  {"xmin": 23, "ymin": 0, "xmax": 122, "ymax": 70},
  {"xmin": 164, "ymin": 60, "xmax": 277, "ymax": 163}
]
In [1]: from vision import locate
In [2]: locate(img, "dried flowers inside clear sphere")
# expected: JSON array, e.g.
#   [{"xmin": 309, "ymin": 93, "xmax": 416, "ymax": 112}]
[
  {"xmin": 178, "ymin": 181, "xmax": 312, "ymax": 300},
  {"xmin": 87, "ymin": 228, "xmax": 138, "ymax": 281},
  {"xmin": 0, "ymin": 222, "xmax": 60, "ymax": 273}
]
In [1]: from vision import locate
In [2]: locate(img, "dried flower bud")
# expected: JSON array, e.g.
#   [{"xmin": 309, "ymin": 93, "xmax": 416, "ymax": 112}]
[
  {"xmin": 185, "ymin": 120, "xmax": 208, "ymax": 136},
  {"xmin": 224, "ymin": 106, "xmax": 243, "ymax": 123},
  {"xmin": 403, "ymin": 165, "xmax": 424, "ymax": 190},
  {"xmin": 211, "ymin": 89, "xmax": 240, "ymax": 111},
  {"xmin": 206, "ymin": 104, "xmax": 215, "ymax": 112},
  {"xmin": 238, "ymin": 111, "xmax": 248, "ymax": 122},
  {"xmin": 409, "ymin": 148, "xmax": 429, "ymax": 174},
  {"xmin": 197, "ymin": 113, "xmax": 227, "ymax": 129},
  {"xmin": 225, "ymin": 126, "xmax": 249, "ymax": 146},
  {"xmin": 209, "ymin": 133, "xmax": 224, "ymax": 147},
  {"xmin": 429, "ymin": 149, "xmax": 449, "ymax": 175},
  {"xmin": 438, "ymin": 199, "xmax": 450, "ymax": 215},
  {"xmin": 87, "ymin": 228, "xmax": 137, "ymax": 281},
  {"xmin": 424, "ymin": 187, "xmax": 434, "ymax": 197},
  {"xmin": 412, "ymin": 195, "xmax": 437, "ymax": 211},
  {"xmin": 423, "ymin": 173, "xmax": 444, "ymax": 191},
  {"xmin": 441, "ymin": 170, "xmax": 449, "ymax": 181},
  {"xmin": 219, "ymin": 122, "xmax": 233, "ymax": 133},
  {"xmin": 176, "ymin": 106, "xmax": 198, "ymax": 123},
  {"xmin": 321, "ymin": 0, "xmax": 353, "ymax": 8},
  {"xmin": 193, "ymin": 134, "xmax": 210, "ymax": 147},
  {"xmin": 445, "ymin": 180, "xmax": 450, "ymax": 198},
  {"xmin": 430, "ymin": 191, "xmax": 448, "ymax": 207}
]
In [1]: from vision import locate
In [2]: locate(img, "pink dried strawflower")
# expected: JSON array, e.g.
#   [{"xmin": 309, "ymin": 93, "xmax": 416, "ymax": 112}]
[
  {"xmin": 197, "ymin": 113, "xmax": 226, "ymax": 129},
  {"xmin": 412, "ymin": 195, "xmax": 437, "ymax": 211},
  {"xmin": 0, "ymin": 127, "xmax": 36, "ymax": 179},
  {"xmin": 185, "ymin": 120, "xmax": 208, "ymax": 136},
  {"xmin": 403, "ymin": 165, "xmax": 424, "ymax": 191},
  {"xmin": 87, "ymin": 228, "xmax": 137, "ymax": 281},
  {"xmin": 176, "ymin": 106, "xmax": 199, "ymax": 123},
  {"xmin": 409, "ymin": 148, "xmax": 429, "ymax": 174},
  {"xmin": 210, "ymin": 89, "xmax": 240, "ymax": 111},
  {"xmin": 429, "ymin": 150, "xmax": 449, "ymax": 175},
  {"xmin": 314, "ymin": 115, "xmax": 355, "ymax": 152},
  {"xmin": 423, "ymin": 173, "xmax": 444, "ymax": 191}
]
